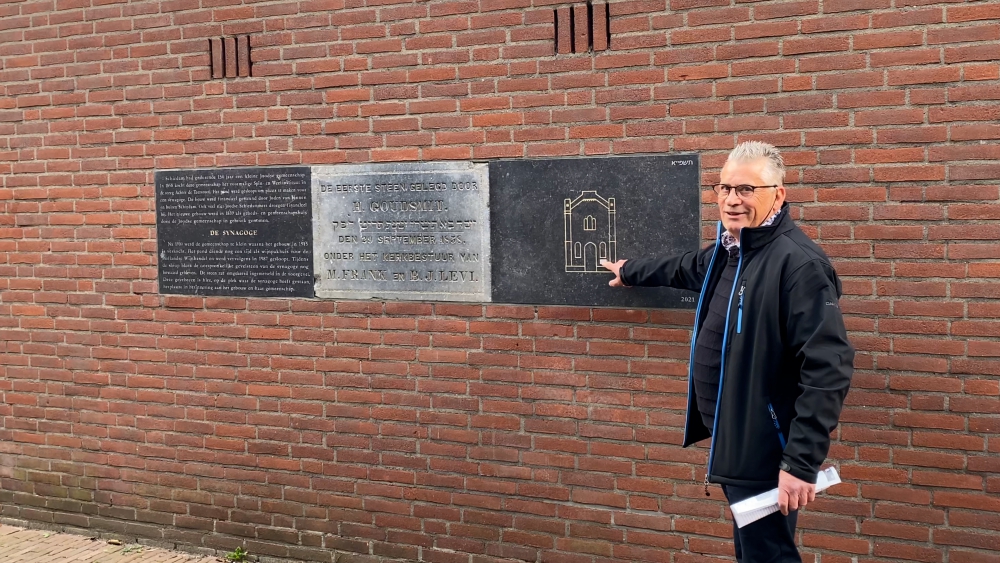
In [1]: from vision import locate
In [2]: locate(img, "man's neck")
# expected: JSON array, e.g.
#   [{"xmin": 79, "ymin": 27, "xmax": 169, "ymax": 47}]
[{"xmin": 722, "ymin": 207, "xmax": 782, "ymax": 249}]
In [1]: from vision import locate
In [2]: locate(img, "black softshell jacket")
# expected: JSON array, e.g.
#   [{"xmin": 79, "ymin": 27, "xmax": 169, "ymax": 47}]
[{"xmin": 621, "ymin": 205, "xmax": 854, "ymax": 488}]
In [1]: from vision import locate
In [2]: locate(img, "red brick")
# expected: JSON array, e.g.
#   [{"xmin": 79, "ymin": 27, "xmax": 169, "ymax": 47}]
[
  {"xmin": 888, "ymin": 67, "xmax": 961, "ymax": 86},
  {"xmin": 913, "ymin": 471, "xmax": 983, "ymax": 490},
  {"xmin": 667, "ymin": 64, "xmax": 728, "ymax": 81},
  {"xmin": 784, "ymin": 34, "xmax": 850, "ymax": 55},
  {"xmin": 861, "ymin": 520, "xmax": 930, "ymax": 541},
  {"xmin": 802, "ymin": 533, "xmax": 870, "ymax": 554},
  {"xmin": 591, "ymin": 3, "xmax": 608, "ymax": 51},
  {"xmin": 945, "ymin": 44, "xmax": 1000, "ymax": 64},
  {"xmin": 801, "ymin": 13, "xmax": 870, "ymax": 33},
  {"xmin": 948, "ymin": 4, "xmax": 1000, "ymax": 23},
  {"xmin": 573, "ymin": 4, "xmax": 589, "ymax": 54},
  {"xmin": 210, "ymin": 37, "xmax": 223, "ymax": 78},
  {"xmin": 873, "ymin": 542, "xmax": 943, "ymax": 563},
  {"xmin": 555, "ymin": 7, "xmax": 571, "ymax": 54},
  {"xmin": 736, "ymin": 20, "xmax": 797, "ymax": 40},
  {"xmin": 224, "ymin": 36, "xmax": 237, "ymax": 78},
  {"xmin": 826, "ymin": 0, "xmax": 889, "ymax": 12},
  {"xmin": 755, "ymin": 1, "xmax": 818, "ymax": 19},
  {"xmin": 689, "ymin": 7, "xmax": 749, "ymax": 27},
  {"xmin": 929, "ymin": 24, "xmax": 1000, "ymax": 45},
  {"xmin": 873, "ymin": 7, "xmax": 943, "ymax": 28}
]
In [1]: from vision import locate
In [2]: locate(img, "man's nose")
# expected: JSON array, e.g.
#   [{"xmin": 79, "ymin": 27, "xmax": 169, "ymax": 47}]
[{"xmin": 723, "ymin": 188, "xmax": 742, "ymax": 206}]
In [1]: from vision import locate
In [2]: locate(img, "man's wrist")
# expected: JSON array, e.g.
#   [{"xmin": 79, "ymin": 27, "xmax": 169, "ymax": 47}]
[{"xmin": 780, "ymin": 459, "xmax": 818, "ymax": 484}]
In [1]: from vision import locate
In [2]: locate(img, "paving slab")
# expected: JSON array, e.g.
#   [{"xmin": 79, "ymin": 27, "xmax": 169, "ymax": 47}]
[{"xmin": 0, "ymin": 525, "xmax": 222, "ymax": 563}]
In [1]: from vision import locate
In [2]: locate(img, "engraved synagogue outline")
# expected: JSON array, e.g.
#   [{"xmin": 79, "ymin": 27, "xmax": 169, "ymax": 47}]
[{"xmin": 564, "ymin": 190, "xmax": 617, "ymax": 273}]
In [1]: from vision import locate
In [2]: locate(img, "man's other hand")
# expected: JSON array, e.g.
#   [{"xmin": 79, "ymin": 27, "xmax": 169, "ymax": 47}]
[
  {"xmin": 601, "ymin": 259, "xmax": 628, "ymax": 287},
  {"xmin": 777, "ymin": 470, "xmax": 816, "ymax": 515}
]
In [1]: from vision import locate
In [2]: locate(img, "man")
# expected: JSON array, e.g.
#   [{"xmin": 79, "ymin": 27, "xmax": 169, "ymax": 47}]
[{"xmin": 601, "ymin": 141, "xmax": 853, "ymax": 563}]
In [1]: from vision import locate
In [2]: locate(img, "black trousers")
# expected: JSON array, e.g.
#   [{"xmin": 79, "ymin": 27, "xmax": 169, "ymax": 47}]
[{"xmin": 723, "ymin": 485, "xmax": 801, "ymax": 563}]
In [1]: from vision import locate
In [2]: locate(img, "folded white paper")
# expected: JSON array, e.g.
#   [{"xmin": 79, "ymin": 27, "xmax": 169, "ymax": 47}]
[{"xmin": 730, "ymin": 466, "xmax": 841, "ymax": 528}]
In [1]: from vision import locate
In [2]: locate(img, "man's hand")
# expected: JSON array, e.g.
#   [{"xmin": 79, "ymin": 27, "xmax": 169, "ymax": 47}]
[
  {"xmin": 600, "ymin": 259, "xmax": 628, "ymax": 287},
  {"xmin": 777, "ymin": 470, "xmax": 816, "ymax": 516}
]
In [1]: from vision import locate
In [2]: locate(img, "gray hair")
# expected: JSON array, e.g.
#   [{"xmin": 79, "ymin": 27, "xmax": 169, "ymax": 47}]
[{"xmin": 727, "ymin": 141, "xmax": 785, "ymax": 185}]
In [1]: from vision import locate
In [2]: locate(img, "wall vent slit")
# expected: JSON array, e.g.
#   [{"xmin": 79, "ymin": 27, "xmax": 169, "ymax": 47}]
[
  {"xmin": 209, "ymin": 35, "xmax": 252, "ymax": 79},
  {"xmin": 554, "ymin": 2, "xmax": 609, "ymax": 55}
]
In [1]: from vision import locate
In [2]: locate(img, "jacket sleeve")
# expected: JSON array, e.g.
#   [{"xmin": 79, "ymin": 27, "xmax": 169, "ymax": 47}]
[
  {"xmin": 780, "ymin": 259, "xmax": 855, "ymax": 484},
  {"xmin": 619, "ymin": 245, "xmax": 715, "ymax": 292}
]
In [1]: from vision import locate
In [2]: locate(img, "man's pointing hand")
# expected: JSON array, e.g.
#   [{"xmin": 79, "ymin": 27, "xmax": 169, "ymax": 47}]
[{"xmin": 600, "ymin": 259, "xmax": 628, "ymax": 287}]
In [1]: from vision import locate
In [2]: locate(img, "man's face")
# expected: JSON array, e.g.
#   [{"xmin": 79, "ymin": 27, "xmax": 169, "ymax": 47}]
[{"xmin": 717, "ymin": 158, "xmax": 786, "ymax": 237}]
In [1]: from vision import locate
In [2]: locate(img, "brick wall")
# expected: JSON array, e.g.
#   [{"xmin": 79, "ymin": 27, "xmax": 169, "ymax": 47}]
[{"xmin": 1, "ymin": 0, "xmax": 999, "ymax": 562}]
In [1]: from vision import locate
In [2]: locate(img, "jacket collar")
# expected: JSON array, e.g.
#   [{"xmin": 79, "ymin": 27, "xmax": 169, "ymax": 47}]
[{"xmin": 719, "ymin": 203, "xmax": 794, "ymax": 252}]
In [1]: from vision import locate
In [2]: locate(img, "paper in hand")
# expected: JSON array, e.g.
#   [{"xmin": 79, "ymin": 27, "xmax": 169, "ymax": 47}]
[{"xmin": 729, "ymin": 466, "xmax": 841, "ymax": 528}]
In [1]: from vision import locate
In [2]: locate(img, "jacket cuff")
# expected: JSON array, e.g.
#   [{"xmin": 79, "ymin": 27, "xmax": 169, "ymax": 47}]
[
  {"xmin": 618, "ymin": 260, "xmax": 632, "ymax": 287},
  {"xmin": 780, "ymin": 458, "xmax": 818, "ymax": 485}
]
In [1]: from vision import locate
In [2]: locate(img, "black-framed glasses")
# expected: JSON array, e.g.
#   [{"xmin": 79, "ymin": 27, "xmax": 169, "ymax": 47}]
[{"xmin": 710, "ymin": 183, "xmax": 778, "ymax": 198}]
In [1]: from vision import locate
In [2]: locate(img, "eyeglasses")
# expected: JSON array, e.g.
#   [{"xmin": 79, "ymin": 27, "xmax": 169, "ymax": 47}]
[{"xmin": 710, "ymin": 184, "xmax": 779, "ymax": 198}]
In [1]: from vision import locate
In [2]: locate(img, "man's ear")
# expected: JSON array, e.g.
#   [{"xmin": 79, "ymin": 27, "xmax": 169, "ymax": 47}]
[{"xmin": 774, "ymin": 185, "xmax": 787, "ymax": 211}]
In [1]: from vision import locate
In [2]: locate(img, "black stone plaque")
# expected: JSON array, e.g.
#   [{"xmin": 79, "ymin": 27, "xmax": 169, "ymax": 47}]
[
  {"xmin": 155, "ymin": 167, "xmax": 314, "ymax": 297},
  {"xmin": 490, "ymin": 154, "xmax": 701, "ymax": 309}
]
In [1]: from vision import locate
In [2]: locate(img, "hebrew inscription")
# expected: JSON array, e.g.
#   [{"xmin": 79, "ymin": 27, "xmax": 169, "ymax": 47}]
[
  {"xmin": 155, "ymin": 167, "xmax": 313, "ymax": 297},
  {"xmin": 312, "ymin": 163, "xmax": 490, "ymax": 302}
]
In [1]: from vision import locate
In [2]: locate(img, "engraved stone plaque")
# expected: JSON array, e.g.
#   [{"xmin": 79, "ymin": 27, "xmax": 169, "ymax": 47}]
[
  {"xmin": 155, "ymin": 167, "xmax": 314, "ymax": 297},
  {"xmin": 490, "ymin": 155, "xmax": 700, "ymax": 309},
  {"xmin": 312, "ymin": 162, "xmax": 490, "ymax": 302}
]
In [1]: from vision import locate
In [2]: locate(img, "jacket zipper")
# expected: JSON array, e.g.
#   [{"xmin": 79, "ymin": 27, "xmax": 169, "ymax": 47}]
[
  {"xmin": 768, "ymin": 403, "xmax": 787, "ymax": 449},
  {"xmin": 685, "ymin": 225, "xmax": 723, "ymax": 498},
  {"xmin": 736, "ymin": 283, "xmax": 745, "ymax": 334},
  {"xmin": 704, "ymin": 244, "xmax": 744, "ymax": 492}
]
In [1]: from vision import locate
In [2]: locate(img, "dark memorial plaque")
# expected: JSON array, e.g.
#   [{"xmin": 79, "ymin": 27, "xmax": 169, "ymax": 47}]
[
  {"xmin": 490, "ymin": 154, "xmax": 700, "ymax": 309},
  {"xmin": 312, "ymin": 163, "xmax": 490, "ymax": 302},
  {"xmin": 155, "ymin": 167, "xmax": 314, "ymax": 297}
]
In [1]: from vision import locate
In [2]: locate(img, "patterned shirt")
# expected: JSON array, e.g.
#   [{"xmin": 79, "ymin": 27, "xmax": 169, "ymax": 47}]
[{"xmin": 721, "ymin": 207, "xmax": 782, "ymax": 252}]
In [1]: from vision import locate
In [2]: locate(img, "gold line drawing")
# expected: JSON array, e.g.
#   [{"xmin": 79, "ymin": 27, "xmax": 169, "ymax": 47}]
[{"xmin": 564, "ymin": 191, "xmax": 616, "ymax": 273}]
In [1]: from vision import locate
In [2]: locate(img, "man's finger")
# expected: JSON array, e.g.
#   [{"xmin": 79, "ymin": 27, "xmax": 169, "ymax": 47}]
[
  {"xmin": 778, "ymin": 489, "xmax": 789, "ymax": 516},
  {"xmin": 808, "ymin": 487, "xmax": 816, "ymax": 503},
  {"xmin": 798, "ymin": 488, "xmax": 809, "ymax": 510},
  {"xmin": 601, "ymin": 260, "xmax": 623, "ymax": 287}
]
